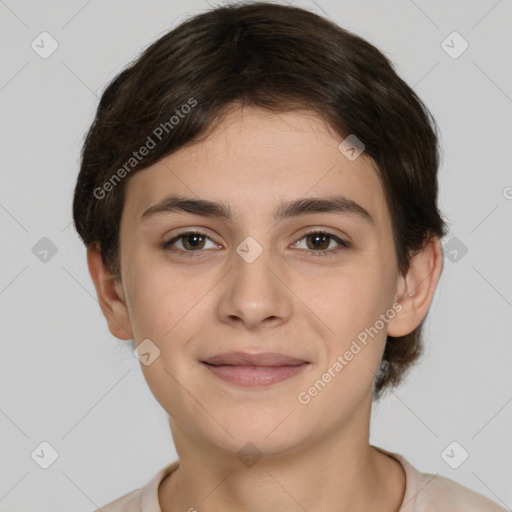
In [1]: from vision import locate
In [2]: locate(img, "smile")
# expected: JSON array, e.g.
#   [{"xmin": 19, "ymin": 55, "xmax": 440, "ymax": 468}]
[{"xmin": 201, "ymin": 362, "xmax": 310, "ymax": 388}]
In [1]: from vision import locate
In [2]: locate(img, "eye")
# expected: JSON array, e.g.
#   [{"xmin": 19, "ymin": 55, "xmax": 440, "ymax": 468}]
[
  {"xmin": 162, "ymin": 230, "xmax": 219, "ymax": 256},
  {"xmin": 293, "ymin": 229, "xmax": 350, "ymax": 257},
  {"xmin": 162, "ymin": 228, "xmax": 350, "ymax": 258}
]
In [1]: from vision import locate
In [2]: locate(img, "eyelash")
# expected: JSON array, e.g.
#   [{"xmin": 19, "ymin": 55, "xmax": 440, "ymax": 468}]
[{"xmin": 161, "ymin": 228, "xmax": 351, "ymax": 259}]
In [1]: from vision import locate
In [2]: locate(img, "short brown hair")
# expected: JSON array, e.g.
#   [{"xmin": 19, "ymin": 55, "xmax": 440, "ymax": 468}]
[{"xmin": 73, "ymin": 1, "xmax": 448, "ymax": 399}]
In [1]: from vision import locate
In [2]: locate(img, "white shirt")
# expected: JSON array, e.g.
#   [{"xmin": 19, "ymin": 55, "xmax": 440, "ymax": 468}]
[{"xmin": 94, "ymin": 447, "xmax": 508, "ymax": 511}]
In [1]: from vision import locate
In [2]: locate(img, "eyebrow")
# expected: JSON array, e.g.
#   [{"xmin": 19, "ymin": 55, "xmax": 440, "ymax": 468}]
[{"xmin": 141, "ymin": 194, "xmax": 375, "ymax": 226}]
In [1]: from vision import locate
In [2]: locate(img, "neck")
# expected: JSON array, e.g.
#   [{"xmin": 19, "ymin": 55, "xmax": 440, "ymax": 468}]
[{"xmin": 158, "ymin": 400, "xmax": 406, "ymax": 512}]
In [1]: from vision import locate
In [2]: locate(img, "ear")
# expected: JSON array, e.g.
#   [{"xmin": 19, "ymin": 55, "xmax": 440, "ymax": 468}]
[
  {"xmin": 387, "ymin": 236, "xmax": 444, "ymax": 337},
  {"xmin": 86, "ymin": 242, "xmax": 133, "ymax": 340}
]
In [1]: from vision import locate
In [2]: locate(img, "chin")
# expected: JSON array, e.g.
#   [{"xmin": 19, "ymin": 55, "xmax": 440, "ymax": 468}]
[{"xmin": 197, "ymin": 411, "xmax": 308, "ymax": 460}]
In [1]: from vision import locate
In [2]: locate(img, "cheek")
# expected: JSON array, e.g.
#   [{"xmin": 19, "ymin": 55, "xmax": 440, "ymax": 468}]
[
  {"xmin": 297, "ymin": 271, "xmax": 390, "ymax": 411},
  {"xmin": 123, "ymin": 259, "xmax": 187, "ymax": 341},
  {"xmin": 124, "ymin": 263, "xmax": 196, "ymax": 412},
  {"xmin": 302, "ymin": 263, "xmax": 389, "ymax": 339},
  {"xmin": 301, "ymin": 262, "xmax": 392, "ymax": 398}
]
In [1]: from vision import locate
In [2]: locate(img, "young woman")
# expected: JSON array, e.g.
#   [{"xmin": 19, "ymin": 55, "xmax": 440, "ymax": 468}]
[{"xmin": 73, "ymin": 2, "xmax": 507, "ymax": 510}]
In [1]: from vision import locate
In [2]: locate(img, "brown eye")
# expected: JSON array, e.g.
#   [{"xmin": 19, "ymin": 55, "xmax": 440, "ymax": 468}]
[
  {"xmin": 295, "ymin": 230, "xmax": 350, "ymax": 257},
  {"xmin": 305, "ymin": 232, "xmax": 331, "ymax": 251},
  {"xmin": 180, "ymin": 233, "xmax": 207, "ymax": 250},
  {"xmin": 163, "ymin": 230, "xmax": 219, "ymax": 255}
]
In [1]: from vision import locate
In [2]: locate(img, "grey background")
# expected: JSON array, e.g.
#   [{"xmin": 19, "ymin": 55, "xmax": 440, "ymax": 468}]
[{"xmin": 1, "ymin": 0, "xmax": 511, "ymax": 510}]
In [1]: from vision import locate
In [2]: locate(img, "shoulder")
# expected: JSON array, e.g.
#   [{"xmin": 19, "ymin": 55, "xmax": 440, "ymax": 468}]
[
  {"xmin": 92, "ymin": 460, "xmax": 180, "ymax": 512},
  {"xmin": 414, "ymin": 471, "xmax": 509, "ymax": 511},
  {"xmin": 92, "ymin": 487, "xmax": 141, "ymax": 512},
  {"xmin": 372, "ymin": 446, "xmax": 508, "ymax": 512}
]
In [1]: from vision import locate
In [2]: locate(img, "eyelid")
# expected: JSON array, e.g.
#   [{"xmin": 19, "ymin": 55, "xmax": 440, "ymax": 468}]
[
  {"xmin": 162, "ymin": 226, "xmax": 351, "ymax": 257},
  {"xmin": 164, "ymin": 228, "xmax": 221, "ymax": 251},
  {"xmin": 297, "ymin": 227, "xmax": 351, "ymax": 247}
]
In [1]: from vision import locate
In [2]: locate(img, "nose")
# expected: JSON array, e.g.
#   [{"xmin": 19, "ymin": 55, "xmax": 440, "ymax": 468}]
[{"xmin": 216, "ymin": 238, "xmax": 293, "ymax": 331}]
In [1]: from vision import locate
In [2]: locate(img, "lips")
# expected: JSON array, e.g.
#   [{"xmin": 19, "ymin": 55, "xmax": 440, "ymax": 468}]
[
  {"xmin": 200, "ymin": 351, "xmax": 309, "ymax": 388},
  {"xmin": 202, "ymin": 351, "xmax": 308, "ymax": 367}
]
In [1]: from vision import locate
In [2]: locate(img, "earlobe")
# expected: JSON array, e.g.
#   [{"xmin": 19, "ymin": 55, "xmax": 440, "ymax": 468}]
[
  {"xmin": 387, "ymin": 236, "xmax": 444, "ymax": 338},
  {"xmin": 86, "ymin": 242, "xmax": 133, "ymax": 341}
]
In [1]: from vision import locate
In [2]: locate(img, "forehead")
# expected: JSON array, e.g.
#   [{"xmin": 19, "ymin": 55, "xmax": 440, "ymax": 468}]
[{"xmin": 123, "ymin": 106, "xmax": 389, "ymax": 230}]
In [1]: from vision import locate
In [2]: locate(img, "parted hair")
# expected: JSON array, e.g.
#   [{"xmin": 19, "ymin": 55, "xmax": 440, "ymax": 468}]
[{"xmin": 72, "ymin": 1, "xmax": 448, "ymax": 399}]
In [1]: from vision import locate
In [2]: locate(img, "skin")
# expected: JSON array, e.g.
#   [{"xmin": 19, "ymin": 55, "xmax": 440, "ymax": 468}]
[{"xmin": 88, "ymin": 105, "xmax": 443, "ymax": 511}]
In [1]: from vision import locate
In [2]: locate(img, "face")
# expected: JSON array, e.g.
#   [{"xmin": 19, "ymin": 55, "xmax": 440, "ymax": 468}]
[{"xmin": 114, "ymin": 106, "xmax": 403, "ymax": 455}]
